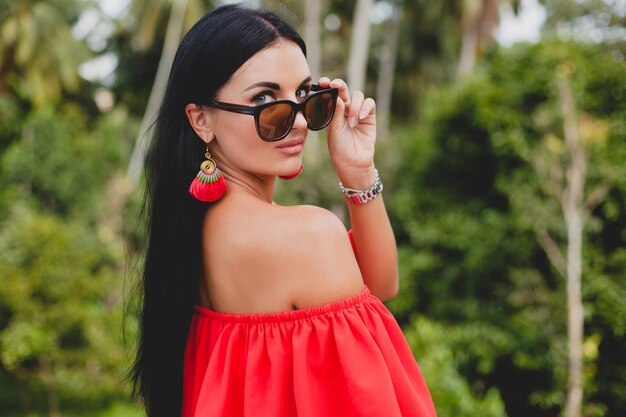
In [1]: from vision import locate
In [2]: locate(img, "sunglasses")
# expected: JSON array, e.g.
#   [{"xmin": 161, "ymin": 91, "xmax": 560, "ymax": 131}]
[{"xmin": 205, "ymin": 85, "xmax": 339, "ymax": 142}]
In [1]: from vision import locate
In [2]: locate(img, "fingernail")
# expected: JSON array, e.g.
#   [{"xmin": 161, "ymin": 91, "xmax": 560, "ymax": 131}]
[
  {"xmin": 359, "ymin": 111, "xmax": 367, "ymax": 119},
  {"xmin": 349, "ymin": 117, "xmax": 356, "ymax": 127}
]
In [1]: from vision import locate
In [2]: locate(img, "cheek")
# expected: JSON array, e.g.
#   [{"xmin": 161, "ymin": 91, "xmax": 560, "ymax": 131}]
[
  {"xmin": 214, "ymin": 114, "xmax": 270, "ymax": 166},
  {"xmin": 216, "ymin": 112, "xmax": 258, "ymax": 139}
]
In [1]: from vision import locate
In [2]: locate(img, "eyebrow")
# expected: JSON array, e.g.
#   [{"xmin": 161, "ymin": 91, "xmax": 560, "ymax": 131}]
[{"xmin": 243, "ymin": 76, "xmax": 312, "ymax": 92}]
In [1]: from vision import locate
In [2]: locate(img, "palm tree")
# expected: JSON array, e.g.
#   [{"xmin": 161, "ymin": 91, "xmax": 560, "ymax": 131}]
[
  {"xmin": 303, "ymin": 0, "xmax": 323, "ymax": 165},
  {"xmin": 375, "ymin": 0, "xmax": 401, "ymax": 143},
  {"xmin": 347, "ymin": 0, "xmax": 373, "ymax": 92},
  {"xmin": 304, "ymin": 0, "xmax": 323, "ymax": 81},
  {"xmin": 457, "ymin": 0, "xmax": 523, "ymax": 78},
  {"xmin": 0, "ymin": 0, "xmax": 89, "ymax": 107},
  {"xmin": 125, "ymin": 0, "xmax": 214, "ymax": 185},
  {"xmin": 457, "ymin": 0, "xmax": 499, "ymax": 78}
]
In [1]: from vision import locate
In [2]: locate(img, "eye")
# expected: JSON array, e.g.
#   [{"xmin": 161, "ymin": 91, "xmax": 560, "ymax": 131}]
[
  {"xmin": 295, "ymin": 86, "xmax": 310, "ymax": 100},
  {"xmin": 252, "ymin": 91, "xmax": 275, "ymax": 105}
]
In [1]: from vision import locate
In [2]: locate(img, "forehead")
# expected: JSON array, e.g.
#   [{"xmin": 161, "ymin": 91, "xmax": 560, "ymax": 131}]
[{"xmin": 223, "ymin": 40, "xmax": 309, "ymax": 91}]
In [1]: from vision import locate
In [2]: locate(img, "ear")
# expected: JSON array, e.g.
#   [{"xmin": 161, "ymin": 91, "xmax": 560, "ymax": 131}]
[{"xmin": 185, "ymin": 103, "xmax": 215, "ymax": 144}]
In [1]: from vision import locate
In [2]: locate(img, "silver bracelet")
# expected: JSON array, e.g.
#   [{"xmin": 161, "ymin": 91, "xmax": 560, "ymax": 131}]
[{"xmin": 339, "ymin": 169, "xmax": 383, "ymax": 204}]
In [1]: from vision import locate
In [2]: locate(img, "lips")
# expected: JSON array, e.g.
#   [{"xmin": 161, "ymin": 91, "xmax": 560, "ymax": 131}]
[{"xmin": 276, "ymin": 137, "xmax": 305, "ymax": 155}]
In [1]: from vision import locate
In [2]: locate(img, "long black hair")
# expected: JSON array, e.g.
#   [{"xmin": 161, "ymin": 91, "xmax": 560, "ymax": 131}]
[{"xmin": 128, "ymin": 4, "xmax": 306, "ymax": 416}]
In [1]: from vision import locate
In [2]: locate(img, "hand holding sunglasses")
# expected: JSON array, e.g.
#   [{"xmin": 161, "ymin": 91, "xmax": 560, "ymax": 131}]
[
  {"xmin": 205, "ymin": 85, "xmax": 338, "ymax": 142},
  {"xmin": 318, "ymin": 77, "xmax": 378, "ymax": 192}
]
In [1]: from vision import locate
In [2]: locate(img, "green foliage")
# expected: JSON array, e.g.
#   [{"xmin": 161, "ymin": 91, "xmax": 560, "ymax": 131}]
[
  {"xmin": 0, "ymin": 0, "xmax": 90, "ymax": 107},
  {"xmin": 113, "ymin": 0, "xmax": 216, "ymax": 115},
  {"xmin": 391, "ymin": 39, "xmax": 626, "ymax": 417},
  {"xmin": 1, "ymin": 105, "xmax": 124, "ymax": 219},
  {"xmin": 0, "ymin": 208, "xmax": 130, "ymax": 414},
  {"xmin": 405, "ymin": 316, "xmax": 508, "ymax": 417},
  {"xmin": 366, "ymin": 0, "xmax": 465, "ymax": 120},
  {"xmin": 0, "ymin": 97, "xmax": 135, "ymax": 416}
]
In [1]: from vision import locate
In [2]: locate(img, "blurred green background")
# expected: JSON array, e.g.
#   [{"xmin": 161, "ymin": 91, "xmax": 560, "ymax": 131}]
[{"xmin": 0, "ymin": 0, "xmax": 625, "ymax": 416}]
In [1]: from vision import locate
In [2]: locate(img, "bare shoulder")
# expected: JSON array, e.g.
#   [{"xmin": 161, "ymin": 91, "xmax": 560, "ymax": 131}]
[
  {"xmin": 280, "ymin": 204, "xmax": 349, "ymax": 244},
  {"xmin": 267, "ymin": 204, "xmax": 365, "ymax": 308},
  {"xmin": 202, "ymin": 201, "xmax": 363, "ymax": 312}
]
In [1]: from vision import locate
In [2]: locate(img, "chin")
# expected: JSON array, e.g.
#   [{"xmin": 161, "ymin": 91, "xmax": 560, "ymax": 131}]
[{"xmin": 278, "ymin": 163, "xmax": 304, "ymax": 180}]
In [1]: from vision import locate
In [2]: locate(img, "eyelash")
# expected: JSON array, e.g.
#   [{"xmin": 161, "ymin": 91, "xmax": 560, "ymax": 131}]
[
  {"xmin": 252, "ymin": 91, "xmax": 275, "ymax": 105},
  {"xmin": 296, "ymin": 86, "xmax": 311, "ymax": 98},
  {"xmin": 251, "ymin": 86, "xmax": 311, "ymax": 105}
]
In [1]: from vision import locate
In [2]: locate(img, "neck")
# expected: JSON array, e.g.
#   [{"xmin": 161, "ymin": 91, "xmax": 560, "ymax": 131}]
[{"xmin": 224, "ymin": 172, "xmax": 275, "ymax": 203}]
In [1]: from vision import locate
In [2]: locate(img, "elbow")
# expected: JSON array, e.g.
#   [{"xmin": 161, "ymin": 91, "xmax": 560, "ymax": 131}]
[
  {"xmin": 373, "ymin": 268, "xmax": 399, "ymax": 302},
  {"xmin": 375, "ymin": 283, "xmax": 398, "ymax": 302},
  {"xmin": 379, "ymin": 279, "xmax": 399, "ymax": 302}
]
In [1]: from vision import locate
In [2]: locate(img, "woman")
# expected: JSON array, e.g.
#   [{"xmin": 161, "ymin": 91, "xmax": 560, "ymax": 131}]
[{"xmin": 130, "ymin": 4, "xmax": 437, "ymax": 417}]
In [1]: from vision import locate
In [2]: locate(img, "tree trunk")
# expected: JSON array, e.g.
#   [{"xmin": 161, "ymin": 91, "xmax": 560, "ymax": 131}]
[
  {"xmin": 457, "ymin": 0, "xmax": 480, "ymax": 78},
  {"xmin": 564, "ymin": 183, "xmax": 584, "ymax": 417},
  {"xmin": 348, "ymin": 0, "xmax": 373, "ymax": 92},
  {"xmin": 305, "ymin": 0, "xmax": 322, "ymax": 81},
  {"xmin": 457, "ymin": 25, "xmax": 478, "ymax": 77},
  {"xmin": 16, "ymin": 369, "xmax": 32, "ymax": 415},
  {"xmin": 457, "ymin": 0, "xmax": 499, "ymax": 78},
  {"xmin": 40, "ymin": 357, "xmax": 60, "ymax": 417},
  {"xmin": 127, "ymin": 0, "xmax": 189, "ymax": 186},
  {"xmin": 303, "ymin": 0, "xmax": 323, "ymax": 166},
  {"xmin": 375, "ymin": 1, "xmax": 400, "ymax": 143},
  {"xmin": 557, "ymin": 69, "xmax": 585, "ymax": 417}
]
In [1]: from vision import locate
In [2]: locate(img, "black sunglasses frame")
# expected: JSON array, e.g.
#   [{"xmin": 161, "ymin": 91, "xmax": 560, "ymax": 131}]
[{"xmin": 205, "ymin": 84, "xmax": 339, "ymax": 142}]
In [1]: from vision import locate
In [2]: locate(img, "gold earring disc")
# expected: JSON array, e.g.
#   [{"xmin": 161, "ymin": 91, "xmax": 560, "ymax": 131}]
[{"xmin": 200, "ymin": 159, "xmax": 217, "ymax": 175}]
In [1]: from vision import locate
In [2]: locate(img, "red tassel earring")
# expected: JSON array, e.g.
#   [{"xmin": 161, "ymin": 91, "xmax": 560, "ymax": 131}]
[
  {"xmin": 188, "ymin": 145, "xmax": 228, "ymax": 202},
  {"xmin": 279, "ymin": 164, "xmax": 304, "ymax": 180}
]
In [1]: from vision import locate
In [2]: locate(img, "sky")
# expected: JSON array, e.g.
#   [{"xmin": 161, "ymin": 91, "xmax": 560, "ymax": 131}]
[
  {"xmin": 496, "ymin": 0, "xmax": 547, "ymax": 46},
  {"xmin": 100, "ymin": 0, "xmax": 130, "ymax": 16}
]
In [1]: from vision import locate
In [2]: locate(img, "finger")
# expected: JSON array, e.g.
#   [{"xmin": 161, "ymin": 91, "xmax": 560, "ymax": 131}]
[
  {"xmin": 317, "ymin": 76, "xmax": 331, "ymax": 88},
  {"xmin": 328, "ymin": 96, "xmax": 346, "ymax": 133},
  {"xmin": 348, "ymin": 90, "xmax": 365, "ymax": 128},
  {"xmin": 359, "ymin": 97, "xmax": 376, "ymax": 120},
  {"xmin": 330, "ymin": 78, "xmax": 350, "ymax": 107}
]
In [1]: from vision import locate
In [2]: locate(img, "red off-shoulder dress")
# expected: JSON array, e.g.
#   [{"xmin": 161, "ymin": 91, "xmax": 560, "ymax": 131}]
[
  {"xmin": 182, "ymin": 287, "xmax": 436, "ymax": 417},
  {"xmin": 181, "ymin": 232, "xmax": 437, "ymax": 417}
]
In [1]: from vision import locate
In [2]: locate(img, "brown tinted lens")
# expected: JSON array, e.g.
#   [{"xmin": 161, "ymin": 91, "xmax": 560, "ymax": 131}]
[
  {"xmin": 305, "ymin": 92, "xmax": 334, "ymax": 129},
  {"xmin": 258, "ymin": 103, "xmax": 294, "ymax": 140}
]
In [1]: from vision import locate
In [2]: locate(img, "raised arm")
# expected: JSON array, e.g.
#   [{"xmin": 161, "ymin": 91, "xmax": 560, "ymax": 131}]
[
  {"xmin": 319, "ymin": 77, "xmax": 399, "ymax": 301},
  {"xmin": 347, "ymin": 194, "xmax": 398, "ymax": 301}
]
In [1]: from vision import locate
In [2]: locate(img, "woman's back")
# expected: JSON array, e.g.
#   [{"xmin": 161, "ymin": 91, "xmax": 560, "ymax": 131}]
[{"xmin": 199, "ymin": 190, "xmax": 364, "ymax": 314}]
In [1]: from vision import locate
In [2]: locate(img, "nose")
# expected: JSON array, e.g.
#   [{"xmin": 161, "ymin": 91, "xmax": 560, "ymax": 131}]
[{"xmin": 292, "ymin": 110, "xmax": 308, "ymax": 130}]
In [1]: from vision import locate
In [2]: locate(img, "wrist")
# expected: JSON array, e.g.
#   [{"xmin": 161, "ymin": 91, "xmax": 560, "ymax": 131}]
[
  {"xmin": 335, "ymin": 165, "xmax": 376, "ymax": 190},
  {"xmin": 339, "ymin": 168, "xmax": 383, "ymax": 205}
]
